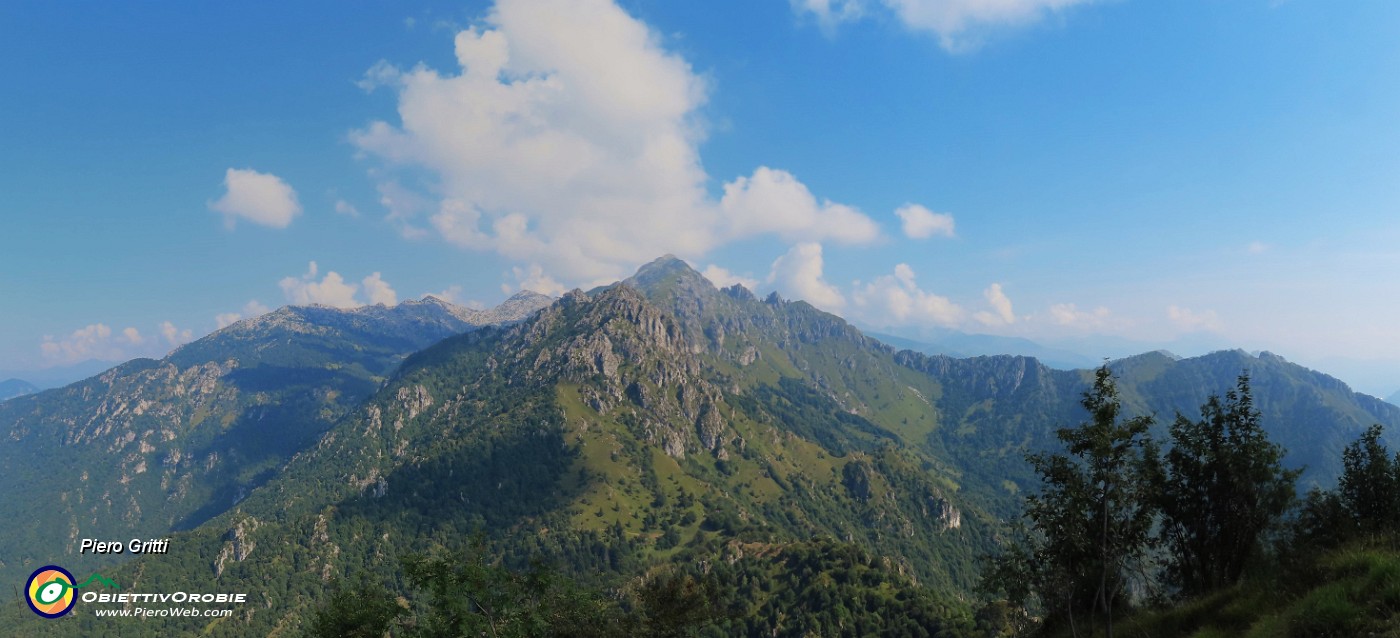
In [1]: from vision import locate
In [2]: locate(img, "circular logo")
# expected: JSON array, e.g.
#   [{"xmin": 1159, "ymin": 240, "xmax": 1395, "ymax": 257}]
[{"xmin": 26, "ymin": 565, "xmax": 77, "ymax": 619}]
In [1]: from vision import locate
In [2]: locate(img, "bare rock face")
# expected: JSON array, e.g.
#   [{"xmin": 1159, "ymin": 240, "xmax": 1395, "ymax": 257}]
[
  {"xmin": 626, "ymin": 381, "xmax": 652, "ymax": 409},
  {"xmin": 926, "ymin": 496, "xmax": 962, "ymax": 531},
  {"xmin": 231, "ymin": 519, "xmax": 259, "ymax": 561},
  {"xmin": 593, "ymin": 336, "xmax": 621, "ymax": 380},
  {"xmin": 695, "ymin": 402, "xmax": 725, "ymax": 452},
  {"xmin": 396, "ymin": 385, "xmax": 434, "ymax": 420},
  {"xmin": 214, "ymin": 517, "xmax": 260, "ymax": 577},
  {"xmin": 662, "ymin": 430, "xmax": 687, "ymax": 459}
]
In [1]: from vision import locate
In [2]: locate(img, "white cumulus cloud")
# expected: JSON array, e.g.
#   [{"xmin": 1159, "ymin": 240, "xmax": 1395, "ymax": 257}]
[
  {"xmin": 720, "ymin": 168, "xmax": 881, "ymax": 245},
  {"xmin": 41, "ymin": 324, "xmax": 117, "ymax": 364},
  {"xmin": 41, "ymin": 321, "xmax": 191, "ymax": 364},
  {"xmin": 353, "ymin": 0, "xmax": 880, "ymax": 287},
  {"xmin": 701, "ymin": 264, "xmax": 759, "ymax": 291},
  {"xmin": 122, "ymin": 327, "xmax": 145, "ymax": 345},
  {"xmin": 895, "ymin": 203, "xmax": 955, "ymax": 239},
  {"xmin": 362, "ymin": 272, "xmax": 399, "ymax": 306},
  {"xmin": 278, "ymin": 262, "xmax": 393, "ymax": 309},
  {"xmin": 768, "ymin": 243, "xmax": 846, "ymax": 312},
  {"xmin": 504, "ymin": 264, "xmax": 570, "ymax": 297},
  {"xmin": 208, "ymin": 168, "xmax": 302, "ymax": 228},
  {"xmin": 159, "ymin": 321, "xmax": 193, "ymax": 347},
  {"xmin": 973, "ymin": 282, "xmax": 1015, "ymax": 326},
  {"xmin": 851, "ymin": 262, "xmax": 965, "ymax": 327}
]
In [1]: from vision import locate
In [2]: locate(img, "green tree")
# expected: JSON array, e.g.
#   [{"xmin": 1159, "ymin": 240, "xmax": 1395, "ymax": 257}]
[
  {"xmin": 985, "ymin": 365, "xmax": 1159, "ymax": 637},
  {"xmin": 402, "ymin": 547, "xmax": 616, "ymax": 638},
  {"xmin": 304, "ymin": 577, "xmax": 405, "ymax": 638},
  {"xmin": 1339, "ymin": 423, "xmax": 1400, "ymax": 534},
  {"xmin": 1291, "ymin": 487, "xmax": 1350, "ymax": 551},
  {"xmin": 625, "ymin": 571, "xmax": 726, "ymax": 638},
  {"xmin": 1157, "ymin": 373, "xmax": 1299, "ymax": 596}
]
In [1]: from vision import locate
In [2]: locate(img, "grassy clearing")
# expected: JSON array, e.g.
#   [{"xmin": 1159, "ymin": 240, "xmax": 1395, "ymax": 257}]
[{"xmin": 1107, "ymin": 541, "xmax": 1400, "ymax": 638}]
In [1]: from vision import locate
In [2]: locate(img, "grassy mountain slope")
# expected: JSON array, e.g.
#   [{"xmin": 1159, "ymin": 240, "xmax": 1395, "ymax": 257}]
[{"xmin": 1083, "ymin": 539, "xmax": 1400, "ymax": 638}]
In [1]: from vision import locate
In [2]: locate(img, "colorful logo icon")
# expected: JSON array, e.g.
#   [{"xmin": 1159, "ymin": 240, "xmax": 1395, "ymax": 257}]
[
  {"xmin": 22, "ymin": 567, "xmax": 118, "ymax": 619},
  {"xmin": 26, "ymin": 565, "xmax": 77, "ymax": 619}
]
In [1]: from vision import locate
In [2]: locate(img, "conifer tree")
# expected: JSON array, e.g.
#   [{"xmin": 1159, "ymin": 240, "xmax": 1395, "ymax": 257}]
[{"xmin": 1339, "ymin": 423, "xmax": 1400, "ymax": 534}]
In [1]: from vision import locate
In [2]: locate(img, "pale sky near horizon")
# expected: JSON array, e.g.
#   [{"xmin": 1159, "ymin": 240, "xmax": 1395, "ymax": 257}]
[{"xmin": 3, "ymin": 0, "xmax": 1399, "ymax": 394}]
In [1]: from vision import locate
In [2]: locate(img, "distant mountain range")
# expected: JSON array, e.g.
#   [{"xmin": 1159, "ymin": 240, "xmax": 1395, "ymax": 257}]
[
  {"xmin": 0, "ymin": 359, "xmax": 121, "ymax": 390},
  {"xmin": 2, "ymin": 257, "xmax": 1396, "ymax": 635},
  {"xmin": 0, "ymin": 378, "xmax": 38, "ymax": 401},
  {"xmin": 866, "ymin": 330, "xmax": 1101, "ymax": 370},
  {"xmin": 869, "ymin": 327, "xmax": 1400, "ymax": 401}
]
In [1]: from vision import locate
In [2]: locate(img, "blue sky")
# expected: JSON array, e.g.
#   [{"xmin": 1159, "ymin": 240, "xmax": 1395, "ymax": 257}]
[{"xmin": 3, "ymin": 0, "xmax": 1399, "ymax": 394}]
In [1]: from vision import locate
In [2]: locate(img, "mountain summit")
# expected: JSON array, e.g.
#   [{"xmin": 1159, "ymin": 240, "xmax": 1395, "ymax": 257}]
[
  {"xmin": 626, "ymin": 254, "xmax": 713, "ymax": 291},
  {"xmin": 0, "ymin": 378, "xmax": 37, "ymax": 402}
]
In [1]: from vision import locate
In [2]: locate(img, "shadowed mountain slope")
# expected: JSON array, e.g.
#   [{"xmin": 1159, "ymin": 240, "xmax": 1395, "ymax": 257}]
[{"xmin": 0, "ymin": 293, "xmax": 551, "ymax": 596}]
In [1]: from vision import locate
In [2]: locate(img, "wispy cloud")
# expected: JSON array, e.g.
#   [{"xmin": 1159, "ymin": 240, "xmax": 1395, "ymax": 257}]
[
  {"xmin": 40, "ymin": 320, "xmax": 194, "ymax": 365},
  {"xmin": 333, "ymin": 200, "xmax": 361, "ymax": 217},
  {"xmin": 215, "ymin": 301, "xmax": 272, "ymax": 330},
  {"xmin": 1167, "ymin": 305, "xmax": 1222, "ymax": 332},
  {"xmin": 1046, "ymin": 302, "xmax": 1113, "ymax": 329},
  {"xmin": 793, "ymin": 0, "xmax": 1105, "ymax": 51}
]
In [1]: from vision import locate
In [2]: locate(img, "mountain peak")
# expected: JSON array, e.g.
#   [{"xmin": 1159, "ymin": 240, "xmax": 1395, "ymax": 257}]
[
  {"xmin": 417, "ymin": 295, "xmax": 454, "ymax": 306},
  {"xmin": 505, "ymin": 290, "xmax": 552, "ymax": 303},
  {"xmin": 625, "ymin": 254, "xmax": 714, "ymax": 300},
  {"xmin": 629, "ymin": 254, "xmax": 701, "ymax": 283},
  {"xmin": 0, "ymin": 378, "xmax": 39, "ymax": 401}
]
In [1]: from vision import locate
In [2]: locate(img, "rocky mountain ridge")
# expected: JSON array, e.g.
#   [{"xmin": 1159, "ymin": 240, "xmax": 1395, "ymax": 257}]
[{"xmin": 0, "ymin": 292, "xmax": 552, "ymax": 595}]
